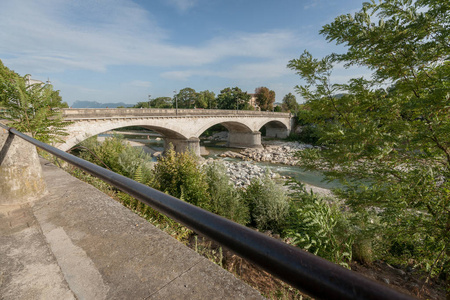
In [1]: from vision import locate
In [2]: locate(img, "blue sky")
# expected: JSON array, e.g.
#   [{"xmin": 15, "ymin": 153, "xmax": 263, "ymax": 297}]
[{"xmin": 0, "ymin": 0, "xmax": 369, "ymax": 106}]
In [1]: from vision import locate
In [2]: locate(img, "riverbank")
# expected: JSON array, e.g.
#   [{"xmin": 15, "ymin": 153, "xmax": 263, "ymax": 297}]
[
  {"xmin": 202, "ymin": 158, "xmax": 333, "ymax": 197},
  {"xmin": 219, "ymin": 141, "xmax": 314, "ymax": 166},
  {"xmin": 99, "ymin": 133, "xmax": 333, "ymax": 197}
]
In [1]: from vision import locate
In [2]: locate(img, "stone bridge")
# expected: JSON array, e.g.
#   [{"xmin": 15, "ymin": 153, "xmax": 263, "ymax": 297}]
[{"xmin": 57, "ymin": 108, "xmax": 294, "ymax": 156}]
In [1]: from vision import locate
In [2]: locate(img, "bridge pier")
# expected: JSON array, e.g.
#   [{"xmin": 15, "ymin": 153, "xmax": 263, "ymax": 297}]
[
  {"xmin": 265, "ymin": 127, "xmax": 289, "ymax": 139},
  {"xmin": 164, "ymin": 137, "xmax": 200, "ymax": 156},
  {"xmin": 227, "ymin": 131, "xmax": 263, "ymax": 149}
]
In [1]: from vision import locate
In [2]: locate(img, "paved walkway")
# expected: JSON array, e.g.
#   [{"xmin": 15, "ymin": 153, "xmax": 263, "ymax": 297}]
[{"xmin": 0, "ymin": 158, "xmax": 263, "ymax": 299}]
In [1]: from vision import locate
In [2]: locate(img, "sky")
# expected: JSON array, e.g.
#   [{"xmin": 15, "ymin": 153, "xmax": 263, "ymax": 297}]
[{"xmin": 0, "ymin": 0, "xmax": 370, "ymax": 106}]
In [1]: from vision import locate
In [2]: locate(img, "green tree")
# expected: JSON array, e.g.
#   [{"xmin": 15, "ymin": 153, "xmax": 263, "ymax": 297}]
[
  {"xmin": 288, "ymin": 0, "xmax": 449, "ymax": 279},
  {"xmin": 197, "ymin": 90, "xmax": 216, "ymax": 109},
  {"xmin": 0, "ymin": 60, "xmax": 69, "ymax": 144},
  {"xmin": 254, "ymin": 86, "xmax": 275, "ymax": 111},
  {"xmin": 133, "ymin": 101, "xmax": 149, "ymax": 108},
  {"xmin": 281, "ymin": 93, "xmax": 299, "ymax": 113},
  {"xmin": 175, "ymin": 87, "xmax": 197, "ymax": 109},
  {"xmin": 150, "ymin": 97, "xmax": 173, "ymax": 108},
  {"xmin": 216, "ymin": 87, "xmax": 251, "ymax": 110}
]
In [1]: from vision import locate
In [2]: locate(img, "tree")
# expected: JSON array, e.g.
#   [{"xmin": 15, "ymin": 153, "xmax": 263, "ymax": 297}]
[
  {"xmin": 216, "ymin": 87, "xmax": 251, "ymax": 110},
  {"xmin": 254, "ymin": 86, "xmax": 275, "ymax": 111},
  {"xmin": 288, "ymin": 0, "xmax": 449, "ymax": 281},
  {"xmin": 150, "ymin": 97, "xmax": 173, "ymax": 108},
  {"xmin": 175, "ymin": 87, "xmax": 197, "ymax": 109},
  {"xmin": 0, "ymin": 60, "xmax": 69, "ymax": 144},
  {"xmin": 196, "ymin": 90, "xmax": 216, "ymax": 109},
  {"xmin": 133, "ymin": 101, "xmax": 149, "ymax": 108},
  {"xmin": 281, "ymin": 93, "xmax": 299, "ymax": 113},
  {"xmin": 273, "ymin": 105, "xmax": 282, "ymax": 112}
]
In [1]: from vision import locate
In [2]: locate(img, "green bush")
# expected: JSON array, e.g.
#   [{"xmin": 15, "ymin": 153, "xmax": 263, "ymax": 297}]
[
  {"xmin": 78, "ymin": 135, "xmax": 127, "ymax": 173},
  {"xmin": 243, "ymin": 174, "xmax": 289, "ymax": 232},
  {"xmin": 338, "ymin": 172, "xmax": 449, "ymax": 276},
  {"xmin": 118, "ymin": 146, "xmax": 153, "ymax": 184},
  {"xmin": 77, "ymin": 135, "xmax": 153, "ymax": 183},
  {"xmin": 284, "ymin": 180, "xmax": 353, "ymax": 268},
  {"xmin": 152, "ymin": 145, "xmax": 210, "ymax": 208},
  {"xmin": 203, "ymin": 161, "xmax": 249, "ymax": 225},
  {"xmin": 296, "ymin": 124, "xmax": 320, "ymax": 145}
]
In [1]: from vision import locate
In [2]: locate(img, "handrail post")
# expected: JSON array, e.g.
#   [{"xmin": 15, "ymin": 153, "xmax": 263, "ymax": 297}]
[{"xmin": 0, "ymin": 126, "xmax": 47, "ymax": 204}]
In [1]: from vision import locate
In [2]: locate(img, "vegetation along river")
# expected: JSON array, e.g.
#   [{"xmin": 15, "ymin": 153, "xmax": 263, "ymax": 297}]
[{"xmin": 98, "ymin": 130, "xmax": 340, "ymax": 191}]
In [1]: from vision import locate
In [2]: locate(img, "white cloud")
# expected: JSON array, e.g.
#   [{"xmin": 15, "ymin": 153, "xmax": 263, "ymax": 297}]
[
  {"xmin": 127, "ymin": 80, "xmax": 152, "ymax": 88},
  {"xmin": 160, "ymin": 71, "xmax": 194, "ymax": 81},
  {"xmin": 0, "ymin": 0, "xmax": 303, "ymax": 75},
  {"xmin": 165, "ymin": 0, "xmax": 199, "ymax": 12},
  {"xmin": 304, "ymin": 0, "xmax": 320, "ymax": 10},
  {"xmin": 161, "ymin": 57, "xmax": 292, "ymax": 81},
  {"xmin": 214, "ymin": 59, "xmax": 292, "ymax": 80}
]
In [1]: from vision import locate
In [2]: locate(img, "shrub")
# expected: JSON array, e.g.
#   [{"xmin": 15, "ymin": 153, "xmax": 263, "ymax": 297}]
[
  {"xmin": 296, "ymin": 124, "xmax": 320, "ymax": 145},
  {"xmin": 152, "ymin": 145, "xmax": 210, "ymax": 208},
  {"xmin": 203, "ymin": 161, "xmax": 249, "ymax": 225},
  {"xmin": 78, "ymin": 135, "xmax": 127, "ymax": 173},
  {"xmin": 77, "ymin": 135, "xmax": 153, "ymax": 183},
  {"xmin": 284, "ymin": 180, "xmax": 353, "ymax": 268},
  {"xmin": 243, "ymin": 173, "xmax": 289, "ymax": 232},
  {"xmin": 118, "ymin": 146, "xmax": 153, "ymax": 184}
]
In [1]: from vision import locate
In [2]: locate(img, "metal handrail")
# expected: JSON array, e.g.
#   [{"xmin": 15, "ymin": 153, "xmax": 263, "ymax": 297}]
[{"xmin": 0, "ymin": 123, "xmax": 415, "ymax": 300}]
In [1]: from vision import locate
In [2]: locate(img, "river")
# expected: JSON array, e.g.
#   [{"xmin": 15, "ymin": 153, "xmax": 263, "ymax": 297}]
[{"xmin": 98, "ymin": 131, "xmax": 340, "ymax": 191}]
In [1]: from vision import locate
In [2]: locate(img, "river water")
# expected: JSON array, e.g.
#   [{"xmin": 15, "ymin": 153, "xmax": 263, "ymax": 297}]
[{"xmin": 99, "ymin": 131, "xmax": 340, "ymax": 190}]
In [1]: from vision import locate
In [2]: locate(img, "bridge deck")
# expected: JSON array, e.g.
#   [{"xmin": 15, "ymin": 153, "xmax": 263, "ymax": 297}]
[
  {"xmin": 0, "ymin": 158, "xmax": 263, "ymax": 299},
  {"xmin": 62, "ymin": 108, "xmax": 291, "ymax": 120}
]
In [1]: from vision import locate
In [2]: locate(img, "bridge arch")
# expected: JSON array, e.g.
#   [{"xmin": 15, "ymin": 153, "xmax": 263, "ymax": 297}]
[
  {"xmin": 194, "ymin": 120, "xmax": 262, "ymax": 150},
  {"xmin": 58, "ymin": 120, "xmax": 189, "ymax": 153},
  {"xmin": 195, "ymin": 120, "xmax": 253, "ymax": 137},
  {"xmin": 258, "ymin": 120, "xmax": 290, "ymax": 139},
  {"xmin": 58, "ymin": 109, "xmax": 293, "ymax": 156}
]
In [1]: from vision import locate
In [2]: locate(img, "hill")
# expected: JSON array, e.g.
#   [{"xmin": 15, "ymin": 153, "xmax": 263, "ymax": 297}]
[{"xmin": 71, "ymin": 101, "xmax": 132, "ymax": 108}]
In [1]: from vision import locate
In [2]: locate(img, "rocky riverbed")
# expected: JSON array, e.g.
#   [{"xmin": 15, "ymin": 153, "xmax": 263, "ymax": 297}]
[
  {"xmin": 202, "ymin": 158, "xmax": 333, "ymax": 197},
  {"xmin": 203, "ymin": 158, "xmax": 281, "ymax": 188},
  {"xmin": 219, "ymin": 141, "xmax": 315, "ymax": 166},
  {"xmin": 108, "ymin": 131, "xmax": 332, "ymax": 197}
]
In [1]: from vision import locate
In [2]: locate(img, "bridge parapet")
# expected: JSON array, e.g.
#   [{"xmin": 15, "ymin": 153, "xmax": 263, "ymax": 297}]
[{"xmin": 62, "ymin": 108, "xmax": 291, "ymax": 120}]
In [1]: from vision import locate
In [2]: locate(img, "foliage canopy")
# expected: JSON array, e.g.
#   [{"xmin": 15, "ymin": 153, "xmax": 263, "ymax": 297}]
[
  {"xmin": 0, "ymin": 60, "xmax": 69, "ymax": 143},
  {"xmin": 288, "ymin": 0, "xmax": 449, "ymax": 278},
  {"xmin": 254, "ymin": 86, "xmax": 275, "ymax": 111},
  {"xmin": 216, "ymin": 87, "xmax": 251, "ymax": 110},
  {"xmin": 281, "ymin": 93, "xmax": 299, "ymax": 113}
]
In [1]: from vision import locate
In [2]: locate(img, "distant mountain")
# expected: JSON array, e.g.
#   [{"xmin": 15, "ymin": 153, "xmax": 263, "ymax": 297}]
[{"xmin": 71, "ymin": 101, "xmax": 133, "ymax": 108}]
